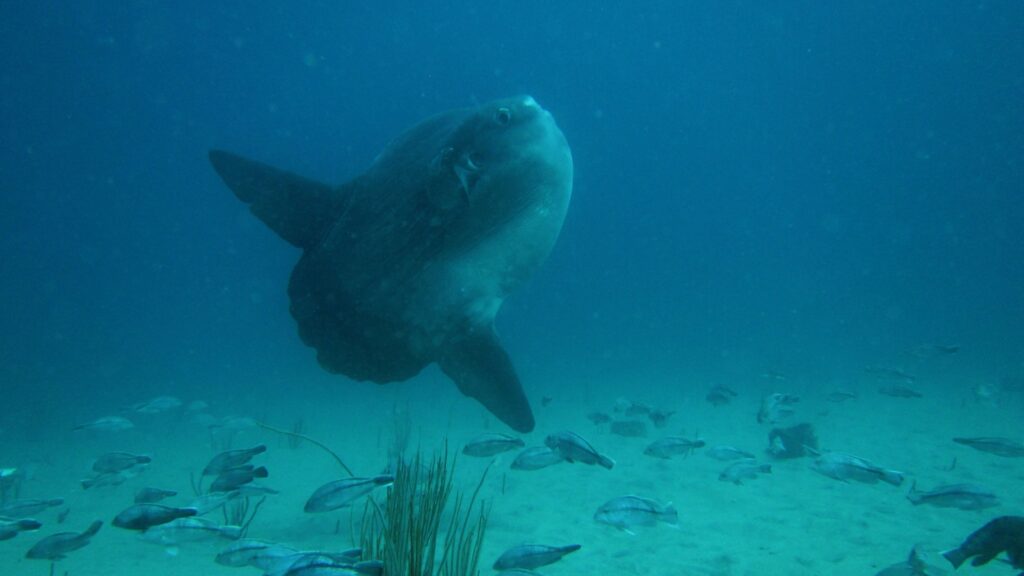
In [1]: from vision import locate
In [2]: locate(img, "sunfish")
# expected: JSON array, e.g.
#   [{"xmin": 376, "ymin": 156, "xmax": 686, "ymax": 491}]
[{"xmin": 209, "ymin": 96, "xmax": 573, "ymax": 432}]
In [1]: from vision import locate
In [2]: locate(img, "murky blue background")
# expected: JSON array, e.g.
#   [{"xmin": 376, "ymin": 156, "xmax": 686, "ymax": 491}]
[{"xmin": 2, "ymin": 2, "xmax": 1022, "ymax": 433}]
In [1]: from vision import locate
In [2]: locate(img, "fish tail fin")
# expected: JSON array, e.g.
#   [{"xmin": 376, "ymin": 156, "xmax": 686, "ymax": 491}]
[
  {"xmin": 81, "ymin": 478, "xmax": 94, "ymax": 490},
  {"xmin": 208, "ymin": 150, "xmax": 349, "ymax": 250},
  {"xmin": 598, "ymin": 454, "xmax": 616, "ymax": 470},
  {"xmin": 942, "ymin": 547, "xmax": 967, "ymax": 568},
  {"xmin": 252, "ymin": 466, "xmax": 269, "ymax": 479},
  {"xmin": 663, "ymin": 503, "xmax": 680, "ymax": 525},
  {"xmin": 906, "ymin": 480, "xmax": 922, "ymax": 504}
]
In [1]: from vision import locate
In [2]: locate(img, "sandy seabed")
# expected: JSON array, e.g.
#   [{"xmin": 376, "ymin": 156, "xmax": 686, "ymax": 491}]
[{"xmin": 1, "ymin": 372, "xmax": 1021, "ymax": 576}]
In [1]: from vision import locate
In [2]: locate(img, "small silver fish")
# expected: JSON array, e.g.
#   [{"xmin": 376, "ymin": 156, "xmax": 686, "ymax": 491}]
[
  {"xmin": 811, "ymin": 452, "xmax": 903, "ymax": 486},
  {"xmin": 825, "ymin": 391, "xmax": 857, "ymax": 403},
  {"xmin": 0, "ymin": 518, "xmax": 41, "ymax": 541},
  {"xmin": 952, "ymin": 437, "xmax": 1024, "ymax": 457},
  {"xmin": 304, "ymin": 476, "xmax": 393, "ymax": 513},
  {"xmin": 81, "ymin": 470, "xmax": 133, "ymax": 490},
  {"xmin": 906, "ymin": 482, "xmax": 998, "ymax": 510},
  {"xmin": 25, "ymin": 520, "xmax": 102, "ymax": 560},
  {"xmin": 0, "ymin": 498, "xmax": 64, "ymax": 519},
  {"xmin": 131, "ymin": 395, "xmax": 183, "ymax": 414},
  {"xmin": 73, "ymin": 416, "xmax": 134, "ymax": 432},
  {"xmin": 705, "ymin": 446, "xmax": 755, "ymax": 461},
  {"xmin": 142, "ymin": 517, "xmax": 241, "ymax": 546},
  {"xmin": 462, "ymin": 433, "xmax": 525, "ymax": 457},
  {"xmin": 266, "ymin": 551, "xmax": 363, "ymax": 576},
  {"xmin": 203, "ymin": 445, "xmax": 267, "ymax": 476},
  {"xmin": 492, "ymin": 543, "xmax": 582, "ymax": 570},
  {"xmin": 93, "ymin": 452, "xmax": 151, "ymax": 474},
  {"xmin": 189, "ymin": 490, "xmax": 242, "ymax": 515},
  {"xmin": 135, "ymin": 486, "xmax": 177, "ymax": 504},
  {"xmin": 719, "ymin": 459, "xmax": 772, "ymax": 484},
  {"xmin": 593, "ymin": 495, "xmax": 678, "ymax": 532},
  {"xmin": 215, "ymin": 538, "xmax": 298, "ymax": 568},
  {"xmin": 510, "ymin": 446, "xmax": 564, "ymax": 471},
  {"xmin": 544, "ymin": 431, "xmax": 614, "ymax": 469},
  {"xmin": 644, "ymin": 437, "xmax": 706, "ymax": 459},
  {"xmin": 113, "ymin": 503, "xmax": 198, "ymax": 531},
  {"xmin": 210, "ymin": 465, "xmax": 268, "ymax": 492}
]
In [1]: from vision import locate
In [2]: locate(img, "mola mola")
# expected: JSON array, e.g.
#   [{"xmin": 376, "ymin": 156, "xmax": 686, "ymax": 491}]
[{"xmin": 209, "ymin": 96, "xmax": 573, "ymax": 432}]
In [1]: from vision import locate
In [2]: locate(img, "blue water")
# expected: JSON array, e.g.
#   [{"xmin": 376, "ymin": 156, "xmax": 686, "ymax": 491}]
[{"xmin": 1, "ymin": 2, "xmax": 1022, "ymax": 574}]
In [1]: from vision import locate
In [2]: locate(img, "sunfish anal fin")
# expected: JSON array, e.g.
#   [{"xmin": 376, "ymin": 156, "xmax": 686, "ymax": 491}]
[{"xmin": 438, "ymin": 328, "xmax": 535, "ymax": 433}]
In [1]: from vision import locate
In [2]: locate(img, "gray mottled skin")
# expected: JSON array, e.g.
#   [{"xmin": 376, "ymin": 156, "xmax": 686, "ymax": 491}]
[{"xmin": 210, "ymin": 96, "xmax": 572, "ymax": 432}]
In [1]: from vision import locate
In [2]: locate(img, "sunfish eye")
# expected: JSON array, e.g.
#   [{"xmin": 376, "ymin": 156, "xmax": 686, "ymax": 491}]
[{"xmin": 494, "ymin": 107, "xmax": 511, "ymax": 126}]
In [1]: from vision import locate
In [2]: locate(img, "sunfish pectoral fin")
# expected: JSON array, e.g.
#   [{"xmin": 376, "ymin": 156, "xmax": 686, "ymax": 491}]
[
  {"xmin": 208, "ymin": 149, "xmax": 346, "ymax": 250},
  {"xmin": 438, "ymin": 328, "xmax": 535, "ymax": 433}
]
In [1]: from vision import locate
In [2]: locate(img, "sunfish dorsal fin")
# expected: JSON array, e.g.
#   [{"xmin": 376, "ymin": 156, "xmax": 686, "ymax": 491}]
[
  {"xmin": 209, "ymin": 150, "xmax": 347, "ymax": 250},
  {"xmin": 438, "ymin": 327, "xmax": 535, "ymax": 433}
]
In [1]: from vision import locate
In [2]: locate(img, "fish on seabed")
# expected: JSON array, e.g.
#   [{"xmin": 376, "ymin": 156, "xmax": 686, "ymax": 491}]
[
  {"xmin": 0, "ymin": 498, "xmax": 64, "ymax": 519},
  {"xmin": 544, "ymin": 431, "xmax": 614, "ymax": 469},
  {"xmin": 130, "ymin": 395, "xmax": 183, "ymax": 414},
  {"xmin": 304, "ymin": 475, "xmax": 394, "ymax": 513},
  {"xmin": 906, "ymin": 482, "xmax": 998, "ymax": 511},
  {"xmin": 141, "ymin": 517, "xmax": 242, "ymax": 547},
  {"xmin": 810, "ymin": 452, "xmax": 903, "ymax": 486},
  {"xmin": 493, "ymin": 543, "xmax": 582, "ymax": 570},
  {"xmin": 113, "ymin": 503, "xmax": 198, "ymax": 531},
  {"xmin": 462, "ymin": 433, "xmax": 525, "ymax": 457},
  {"xmin": 593, "ymin": 495, "xmax": 678, "ymax": 532},
  {"xmin": 73, "ymin": 416, "xmax": 134, "ymax": 432},
  {"xmin": 25, "ymin": 520, "xmax": 102, "ymax": 560},
  {"xmin": 718, "ymin": 459, "xmax": 772, "ymax": 485},
  {"xmin": 952, "ymin": 437, "xmax": 1024, "ymax": 458},
  {"xmin": 705, "ymin": 446, "xmax": 755, "ymax": 461},
  {"xmin": 643, "ymin": 436, "xmax": 706, "ymax": 459},
  {"xmin": 0, "ymin": 518, "xmax": 41, "ymax": 541},
  {"xmin": 209, "ymin": 96, "xmax": 573, "ymax": 433},
  {"xmin": 92, "ymin": 452, "xmax": 151, "ymax": 474},
  {"xmin": 202, "ymin": 445, "xmax": 267, "ymax": 476},
  {"xmin": 135, "ymin": 486, "xmax": 177, "ymax": 504},
  {"xmin": 510, "ymin": 446, "xmax": 565, "ymax": 471},
  {"xmin": 942, "ymin": 515, "xmax": 1024, "ymax": 572},
  {"xmin": 209, "ymin": 465, "xmax": 269, "ymax": 493}
]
